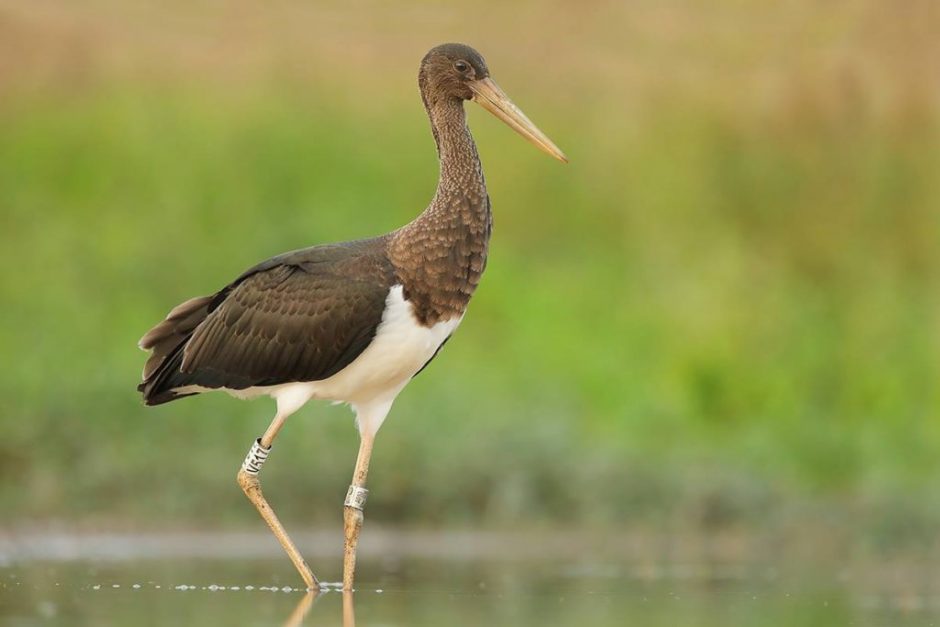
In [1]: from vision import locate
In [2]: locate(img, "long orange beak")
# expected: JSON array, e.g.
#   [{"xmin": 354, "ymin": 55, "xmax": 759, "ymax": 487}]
[{"xmin": 469, "ymin": 77, "xmax": 568, "ymax": 163}]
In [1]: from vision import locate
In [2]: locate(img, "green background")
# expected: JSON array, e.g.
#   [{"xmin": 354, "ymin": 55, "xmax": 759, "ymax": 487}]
[{"xmin": 1, "ymin": 0, "xmax": 937, "ymax": 546}]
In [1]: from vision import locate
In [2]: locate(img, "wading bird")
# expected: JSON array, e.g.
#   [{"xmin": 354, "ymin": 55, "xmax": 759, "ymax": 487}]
[{"xmin": 137, "ymin": 43, "xmax": 566, "ymax": 591}]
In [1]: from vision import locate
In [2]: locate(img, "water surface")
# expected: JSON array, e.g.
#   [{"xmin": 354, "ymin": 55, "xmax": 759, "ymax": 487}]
[{"xmin": 2, "ymin": 533, "xmax": 937, "ymax": 626}]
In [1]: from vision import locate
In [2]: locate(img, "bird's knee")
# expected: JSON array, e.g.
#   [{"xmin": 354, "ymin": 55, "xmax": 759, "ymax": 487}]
[
  {"xmin": 237, "ymin": 437, "xmax": 271, "ymax": 492},
  {"xmin": 237, "ymin": 468, "xmax": 259, "ymax": 494},
  {"xmin": 343, "ymin": 485, "xmax": 367, "ymax": 539},
  {"xmin": 344, "ymin": 505, "xmax": 363, "ymax": 539}
]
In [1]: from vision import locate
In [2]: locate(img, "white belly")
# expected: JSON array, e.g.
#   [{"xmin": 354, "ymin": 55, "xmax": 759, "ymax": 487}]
[
  {"xmin": 223, "ymin": 285, "xmax": 461, "ymax": 430},
  {"xmin": 304, "ymin": 284, "xmax": 460, "ymax": 404}
]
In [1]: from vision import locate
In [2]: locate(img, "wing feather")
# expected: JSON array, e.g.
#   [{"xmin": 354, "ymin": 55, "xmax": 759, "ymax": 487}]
[
  {"xmin": 180, "ymin": 263, "xmax": 391, "ymax": 388},
  {"xmin": 138, "ymin": 239, "xmax": 395, "ymax": 404}
]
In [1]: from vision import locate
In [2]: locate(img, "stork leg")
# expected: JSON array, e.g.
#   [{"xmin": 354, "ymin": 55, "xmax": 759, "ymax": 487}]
[
  {"xmin": 343, "ymin": 431, "xmax": 375, "ymax": 590},
  {"xmin": 237, "ymin": 412, "xmax": 319, "ymax": 590}
]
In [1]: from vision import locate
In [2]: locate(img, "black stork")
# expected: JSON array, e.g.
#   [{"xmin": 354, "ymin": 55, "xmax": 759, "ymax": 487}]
[{"xmin": 137, "ymin": 43, "xmax": 566, "ymax": 591}]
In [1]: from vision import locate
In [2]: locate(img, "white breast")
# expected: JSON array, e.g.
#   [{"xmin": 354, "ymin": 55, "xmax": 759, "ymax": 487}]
[
  {"xmin": 224, "ymin": 284, "xmax": 461, "ymax": 433},
  {"xmin": 308, "ymin": 284, "xmax": 461, "ymax": 404}
]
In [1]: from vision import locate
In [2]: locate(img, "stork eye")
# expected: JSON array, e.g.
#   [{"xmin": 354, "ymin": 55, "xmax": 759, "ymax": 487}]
[{"xmin": 454, "ymin": 61, "xmax": 470, "ymax": 73}]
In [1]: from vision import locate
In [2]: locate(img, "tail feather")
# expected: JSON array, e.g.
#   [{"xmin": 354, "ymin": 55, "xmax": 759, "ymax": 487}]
[{"xmin": 138, "ymin": 295, "xmax": 213, "ymax": 405}]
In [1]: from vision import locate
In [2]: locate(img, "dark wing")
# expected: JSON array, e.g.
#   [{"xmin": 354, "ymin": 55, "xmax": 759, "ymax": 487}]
[{"xmin": 139, "ymin": 240, "xmax": 394, "ymax": 405}]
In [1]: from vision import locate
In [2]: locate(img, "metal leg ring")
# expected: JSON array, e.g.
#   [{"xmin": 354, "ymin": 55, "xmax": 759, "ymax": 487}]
[
  {"xmin": 242, "ymin": 438, "xmax": 271, "ymax": 475},
  {"xmin": 345, "ymin": 485, "xmax": 368, "ymax": 510}
]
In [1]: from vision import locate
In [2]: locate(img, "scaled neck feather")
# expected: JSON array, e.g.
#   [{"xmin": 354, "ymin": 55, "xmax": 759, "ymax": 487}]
[
  {"xmin": 389, "ymin": 96, "xmax": 492, "ymax": 326},
  {"xmin": 428, "ymin": 98, "xmax": 486, "ymax": 199}
]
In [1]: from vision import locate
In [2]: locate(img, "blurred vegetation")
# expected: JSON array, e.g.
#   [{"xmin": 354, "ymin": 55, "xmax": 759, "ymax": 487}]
[{"xmin": 0, "ymin": 0, "xmax": 937, "ymax": 543}]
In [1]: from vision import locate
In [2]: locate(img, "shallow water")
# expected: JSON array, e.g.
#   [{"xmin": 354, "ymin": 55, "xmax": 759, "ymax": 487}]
[{"xmin": 2, "ymin": 537, "xmax": 939, "ymax": 626}]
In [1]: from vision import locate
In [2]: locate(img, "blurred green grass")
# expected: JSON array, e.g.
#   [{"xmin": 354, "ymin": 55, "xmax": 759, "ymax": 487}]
[{"xmin": 0, "ymin": 1, "xmax": 938, "ymax": 543}]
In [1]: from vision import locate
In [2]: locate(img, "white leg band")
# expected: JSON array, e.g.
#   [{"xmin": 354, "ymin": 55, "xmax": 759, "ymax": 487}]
[
  {"xmin": 345, "ymin": 485, "xmax": 368, "ymax": 510},
  {"xmin": 241, "ymin": 438, "xmax": 270, "ymax": 475}
]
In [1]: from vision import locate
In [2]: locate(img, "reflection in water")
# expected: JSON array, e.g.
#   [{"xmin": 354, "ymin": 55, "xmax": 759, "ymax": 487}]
[
  {"xmin": 281, "ymin": 589, "xmax": 355, "ymax": 627},
  {"xmin": 283, "ymin": 591, "xmax": 317, "ymax": 627},
  {"xmin": 343, "ymin": 591, "xmax": 356, "ymax": 627}
]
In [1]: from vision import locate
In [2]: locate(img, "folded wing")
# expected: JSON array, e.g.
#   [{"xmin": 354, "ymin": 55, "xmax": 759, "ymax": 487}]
[{"xmin": 138, "ymin": 242, "xmax": 394, "ymax": 405}]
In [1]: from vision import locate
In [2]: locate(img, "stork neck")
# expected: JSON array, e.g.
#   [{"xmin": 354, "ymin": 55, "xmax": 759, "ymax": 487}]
[
  {"xmin": 386, "ymin": 96, "xmax": 492, "ymax": 326},
  {"xmin": 428, "ymin": 98, "xmax": 486, "ymax": 199}
]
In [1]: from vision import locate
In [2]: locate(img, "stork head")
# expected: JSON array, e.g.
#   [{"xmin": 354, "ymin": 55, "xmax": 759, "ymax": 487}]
[{"xmin": 419, "ymin": 43, "xmax": 567, "ymax": 163}]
